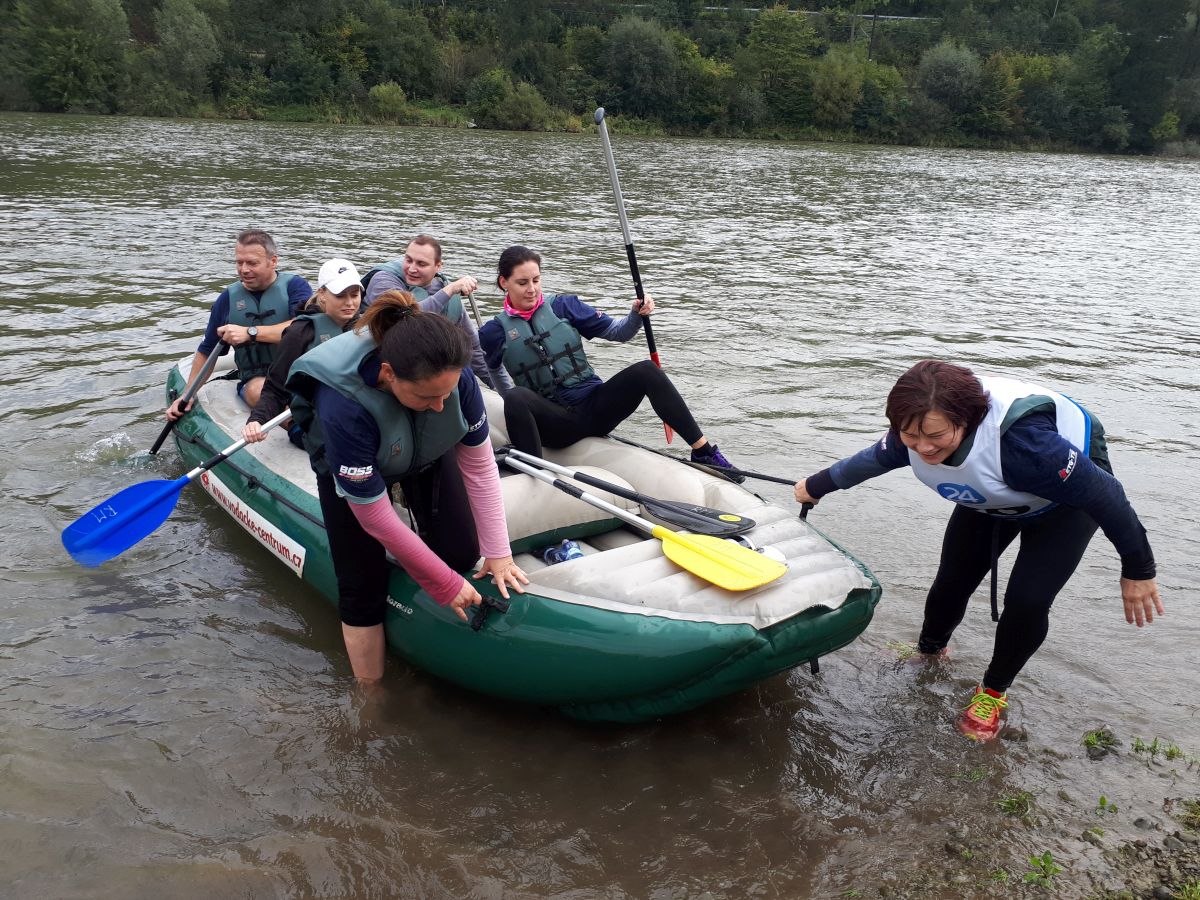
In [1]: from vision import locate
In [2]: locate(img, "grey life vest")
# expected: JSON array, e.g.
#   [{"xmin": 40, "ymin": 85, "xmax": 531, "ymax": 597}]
[
  {"xmin": 226, "ymin": 274, "xmax": 297, "ymax": 380},
  {"xmin": 287, "ymin": 329, "xmax": 467, "ymax": 481},
  {"xmin": 495, "ymin": 298, "xmax": 595, "ymax": 401},
  {"xmin": 361, "ymin": 262, "xmax": 464, "ymax": 322}
]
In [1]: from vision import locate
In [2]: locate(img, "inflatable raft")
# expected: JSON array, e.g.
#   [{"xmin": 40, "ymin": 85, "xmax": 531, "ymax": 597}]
[{"xmin": 167, "ymin": 355, "xmax": 881, "ymax": 722}]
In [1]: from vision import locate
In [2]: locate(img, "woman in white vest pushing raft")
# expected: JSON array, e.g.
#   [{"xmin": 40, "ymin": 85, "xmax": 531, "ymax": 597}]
[{"xmin": 793, "ymin": 360, "xmax": 1163, "ymax": 742}]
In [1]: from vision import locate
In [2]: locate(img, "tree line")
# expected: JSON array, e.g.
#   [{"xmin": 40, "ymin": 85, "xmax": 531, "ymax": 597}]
[{"xmin": 3, "ymin": 0, "xmax": 1199, "ymax": 154}]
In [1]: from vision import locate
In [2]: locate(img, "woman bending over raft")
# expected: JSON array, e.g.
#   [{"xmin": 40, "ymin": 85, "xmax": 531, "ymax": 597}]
[
  {"xmin": 793, "ymin": 360, "xmax": 1163, "ymax": 742},
  {"xmin": 478, "ymin": 246, "xmax": 740, "ymax": 476},
  {"xmin": 285, "ymin": 290, "xmax": 528, "ymax": 683},
  {"xmin": 242, "ymin": 258, "xmax": 365, "ymax": 448}
]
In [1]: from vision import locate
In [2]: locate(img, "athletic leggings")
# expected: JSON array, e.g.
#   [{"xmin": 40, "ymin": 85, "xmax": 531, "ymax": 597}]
[
  {"xmin": 916, "ymin": 503, "xmax": 1100, "ymax": 693},
  {"xmin": 317, "ymin": 450, "xmax": 480, "ymax": 628},
  {"xmin": 502, "ymin": 359, "xmax": 703, "ymax": 456}
]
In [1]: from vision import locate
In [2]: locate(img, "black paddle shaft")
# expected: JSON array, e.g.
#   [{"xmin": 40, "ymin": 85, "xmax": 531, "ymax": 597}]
[
  {"xmin": 624, "ymin": 243, "xmax": 660, "ymax": 356},
  {"xmin": 149, "ymin": 341, "xmax": 228, "ymax": 454},
  {"xmin": 501, "ymin": 448, "xmax": 755, "ymax": 536}
]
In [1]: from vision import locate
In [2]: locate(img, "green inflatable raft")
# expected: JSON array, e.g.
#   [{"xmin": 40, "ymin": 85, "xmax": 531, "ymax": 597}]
[{"xmin": 166, "ymin": 355, "xmax": 880, "ymax": 723}]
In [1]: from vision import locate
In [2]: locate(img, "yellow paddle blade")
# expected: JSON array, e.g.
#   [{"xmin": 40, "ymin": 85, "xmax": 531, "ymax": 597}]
[{"xmin": 652, "ymin": 525, "xmax": 787, "ymax": 591}]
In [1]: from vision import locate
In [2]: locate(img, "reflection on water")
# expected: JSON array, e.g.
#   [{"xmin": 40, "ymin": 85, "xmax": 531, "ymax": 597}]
[{"xmin": 1, "ymin": 112, "xmax": 1197, "ymax": 898}]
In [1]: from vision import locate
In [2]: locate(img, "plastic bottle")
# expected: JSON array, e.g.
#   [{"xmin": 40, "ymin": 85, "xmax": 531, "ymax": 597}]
[{"xmin": 542, "ymin": 539, "xmax": 584, "ymax": 565}]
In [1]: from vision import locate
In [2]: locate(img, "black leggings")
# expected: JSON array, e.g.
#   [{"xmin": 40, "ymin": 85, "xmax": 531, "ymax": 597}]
[
  {"xmin": 317, "ymin": 450, "xmax": 480, "ymax": 627},
  {"xmin": 501, "ymin": 359, "xmax": 704, "ymax": 456},
  {"xmin": 917, "ymin": 503, "xmax": 1099, "ymax": 693}
]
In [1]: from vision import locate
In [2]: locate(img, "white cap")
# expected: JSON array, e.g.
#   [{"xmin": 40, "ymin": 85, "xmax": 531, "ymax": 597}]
[{"xmin": 317, "ymin": 258, "xmax": 361, "ymax": 294}]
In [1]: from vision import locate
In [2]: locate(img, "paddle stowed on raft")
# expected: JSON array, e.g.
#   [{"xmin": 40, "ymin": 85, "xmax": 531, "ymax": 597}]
[
  {"xmin": 610, "ymin": 433, "xmax": 816, "ymax": 519},
  {"xmin": 63, "ymin": 410, "xmax": 291, "ymax": 566},
  {"xmin": 595, "ymin": 106, "xmax": 673, "ymax": 445},
  {"xmin": 503, "ymin": 448, "xmax": 755, "ymax": 537},
  {"xmin": 502, "ymin": 455, "xmax": 787, "ymax": 592}
]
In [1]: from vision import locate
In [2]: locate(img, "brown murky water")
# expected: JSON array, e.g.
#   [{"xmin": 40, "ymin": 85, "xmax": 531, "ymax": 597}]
[{"xmin": 1, "ymin": 113, "xmax": 1197, "ymax": 898}]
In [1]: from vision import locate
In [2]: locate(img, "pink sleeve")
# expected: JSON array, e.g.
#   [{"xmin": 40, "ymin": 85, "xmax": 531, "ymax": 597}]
[
  {"xmin": 349, "ymin": 496, "xmax": 464, "ymax": 606},
  {"xmin": 455, "ymin": 441, "xmax": 513, "ymax": 559}
]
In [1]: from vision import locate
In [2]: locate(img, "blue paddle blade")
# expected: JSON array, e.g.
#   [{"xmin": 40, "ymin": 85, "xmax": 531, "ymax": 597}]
[{"xmin": 61, "ymin": 476, "xmax": 188, "ymax": 567}]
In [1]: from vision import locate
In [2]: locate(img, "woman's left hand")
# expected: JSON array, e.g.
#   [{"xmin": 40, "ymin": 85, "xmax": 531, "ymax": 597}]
[
  {"xmin": 1120, "ymin": 576, "xmax": 1164, "ymax": 626},
  {"xmin": 634, "ymin": 294, "xmax": 655, "ymax": 316},
  {"xmin": 474, "ymin": 555, "xmax": 529, "ymax": 599}
]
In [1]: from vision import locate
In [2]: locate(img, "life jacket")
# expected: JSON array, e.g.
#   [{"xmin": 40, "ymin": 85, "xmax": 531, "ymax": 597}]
[
  {"xmin": 286, "ymin": 329, "xmax": 468, "ymax": 481},
  {"xmin": 291, "ymin": 308, "xmax": 360, "ymax": 351},
  {"xmin": 226, "ymin": 274, "xmax": 296, "ymax": 380},
  {"xmin": 361, "ymin": 261, "xmax": 464, "ymax": 322},
  {"xmin": 908, "ymin": 375, "xmax": 1091, "ymax": 518},
  {"xmin": 495, "ymin": 298, "xmax": 596, "ymax": 401}
]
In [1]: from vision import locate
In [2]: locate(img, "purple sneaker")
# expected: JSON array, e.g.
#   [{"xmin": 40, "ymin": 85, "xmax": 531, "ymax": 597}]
[{"xmin": 690, "ymin": 443, "xmax": 745, "ymax": 483}]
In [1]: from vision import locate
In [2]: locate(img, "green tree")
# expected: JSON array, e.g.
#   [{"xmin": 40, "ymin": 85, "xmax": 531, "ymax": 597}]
[
  {"xmin": 1149, "ymin": 108, "xmax": 1182, "ymax": 141},
  {"xmin": 736, "ymin": 5, "xmax": 819, "ymax": 126},
  {"xmin": 1062, "ymin": 25, "xmax": 1130, "ymax": 147},
  {"xmin": 565, "ymin": 25, "xmax": 608, "ymax": 79},
  {"xmin": 970, "ymin": 51, "xmax": 1019, "ymax": 137},
  {"xmin": 220, "ymin": 66, "xmax": 271, "ymax": 119},
  {"xmin": 605, "ymin": 16, "xmax": 679, "ymax": 118},
  {"xmin": 437, "ymin": 37, "xmax": 498, "ymax": 104},
  {"xmin": 16, "ymin": 0, "xmax": 130, "ymax": 112},
  {"xmin": 466, "ymin": 68, "xmax": 550, "ymax": 130},
  {"xmin": 367, "ymin": 81, "xmax": 408, "ymax": 123},
  {"xmin": 1097, "ymin": 0, "xmax": 1190, "ymax": 148},
  {"xmin": 1044, "ymin": 11, "xmax": 1084, "ymax": 52},
  {"xmin": 1168, "ymin": 75, "xmax": 1200, "ymax": 136},
  {"xmin": 0, "ymin": 0, "xmax": 30, "ymax": 107},
  {"xmin": 1009, "ymin": 53, "xmax": 1070, "ymax": 140},
  {"xmin": 157, "ymin": 0, "xmax": 220, "ymax": 99},
  {"xmin": 852, "ymin": 58, "xmax": 906, "ymax": 138},
  {"xmin": 359, "ymin": 0, "xmax": 440, "ymax": 100},
  {"xmin": 811, "ymin": 46, "xmax": 865, "ymax": 129},
  {"xmin": 917, "ymin": 40, "xmax": 982, "ymax": 121},
  {"xmin": 994, "ymin": 6, "xmax": 1046, "ymax": 53},
  {"xmin": 669, "ymin": 32, "xmax": 732, "ymax": 129},
  {"xmin": 501, "ymin": 81, "xmax": 553, "ymax": 130}
]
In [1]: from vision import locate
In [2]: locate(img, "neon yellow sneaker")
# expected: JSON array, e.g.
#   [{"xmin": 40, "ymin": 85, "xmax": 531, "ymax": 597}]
[{"xmin": 957, "ymin": 686, "xmax": 1008, "ymax": 742}]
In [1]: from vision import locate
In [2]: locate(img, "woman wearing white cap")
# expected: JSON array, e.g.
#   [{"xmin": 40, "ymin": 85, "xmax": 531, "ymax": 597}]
[{"xmin": 242, "ymin": 258, "xmax": 366, "ymax": 446}]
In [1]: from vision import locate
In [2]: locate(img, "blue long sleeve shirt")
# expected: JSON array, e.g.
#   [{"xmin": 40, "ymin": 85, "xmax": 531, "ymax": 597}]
[{"xmin": 805, "ymin": 409, "xmax": 1155, "ymax": 579}]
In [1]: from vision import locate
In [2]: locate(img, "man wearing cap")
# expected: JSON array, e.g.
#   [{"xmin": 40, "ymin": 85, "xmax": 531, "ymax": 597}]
[
  {"xmin": 166, "ymin": 229, "xmax": 313, "ymax": 420},
  {"xmin": 361, "ymin": 234, "xmax": 512, "ymax": 391},
  {"xmin": 241, "ymin": 258, "xmax": 366, "ymax": 447}
]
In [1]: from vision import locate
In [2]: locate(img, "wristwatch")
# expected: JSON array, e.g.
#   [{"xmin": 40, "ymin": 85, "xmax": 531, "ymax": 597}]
[{"xmin": 247, "ymin": 326, "xmax": 259, "ymax": 343}]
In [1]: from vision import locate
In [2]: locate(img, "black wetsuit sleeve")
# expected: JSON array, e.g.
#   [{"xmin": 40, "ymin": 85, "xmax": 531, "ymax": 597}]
[
  {"xmin": 247, "ymin": 320, "xmax": 314, "ymax": 426},
  {"xmin": 1001, "ymin": 412, "xmax": 1156, "ymax": 579},
  {"xmin": 806, "ymin": 429, "xmax": 911, "ymax": 498}
]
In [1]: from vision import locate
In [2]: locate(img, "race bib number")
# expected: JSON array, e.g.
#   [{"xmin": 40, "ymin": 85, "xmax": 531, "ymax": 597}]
[{"xmin": 937, "ymin": 483, "xmax": 987, "ymax": 504}]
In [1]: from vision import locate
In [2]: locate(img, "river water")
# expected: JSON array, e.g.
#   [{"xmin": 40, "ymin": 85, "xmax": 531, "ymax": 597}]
[{"xmin": 1, "ymin": 113, "xmax": 1197, "ymax": 898}]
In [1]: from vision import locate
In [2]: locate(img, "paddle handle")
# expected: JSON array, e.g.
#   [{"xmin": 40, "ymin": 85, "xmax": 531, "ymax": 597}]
[
  {"xmin": 503, "ymin": 455, "xmax": 654, "ymax": 536},
  {"xmin": 505, "ymin": 447, "xmax": 643, "ymax": 505},
  {"xmin": 466, "ymin": 292, "xmax": 484, "ymax": 328},
  {"xmin": 150, "ymin": 341, "xmax": 229, "ymax": 454},
  {"xmin": 596, "ymin": 107, "xmax": 672, "ymax": 442},
  {"xmin": 184, "ymin": 410, "xmax": 292, "ymax": 482}
]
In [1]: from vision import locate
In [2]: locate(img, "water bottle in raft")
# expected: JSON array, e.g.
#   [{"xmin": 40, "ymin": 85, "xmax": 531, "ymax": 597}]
[{"xmin": 542, "ymin": 539, "xmax": 584, "ymax": 565}]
